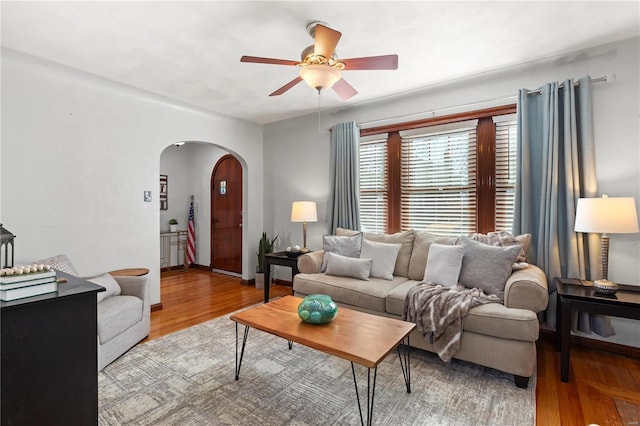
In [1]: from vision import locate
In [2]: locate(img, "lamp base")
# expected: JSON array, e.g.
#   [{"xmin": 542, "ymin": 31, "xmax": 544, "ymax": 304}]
[{"xmin": 593, "ymin": 279, "xmax": 618, "ymax": 295}]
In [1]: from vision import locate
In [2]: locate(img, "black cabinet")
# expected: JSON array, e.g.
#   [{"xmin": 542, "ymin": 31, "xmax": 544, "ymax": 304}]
[{"xmin": 1, "ymin": 273, "xmax": 103, "ymax": 425}]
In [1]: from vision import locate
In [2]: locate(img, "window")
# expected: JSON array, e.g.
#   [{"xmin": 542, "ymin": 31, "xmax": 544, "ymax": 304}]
[
  {"xmin": 358, "ymin": 105, "xmax": 517, "ymax": 236},
  {"xmin": 359, "ymin": 135, "xmax": 388, "ymax": 233},
  {"xmin": 400, "ymin": 123, "xmax": 477, "ymax": 236},
  {"xmin": 494, "ymin": 118, "xmax": 518, "ymax": 233}
]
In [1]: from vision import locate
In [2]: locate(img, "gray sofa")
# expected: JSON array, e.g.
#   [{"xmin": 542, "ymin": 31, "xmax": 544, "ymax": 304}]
[
  {"xmin": 293, "ymin": 229, "xmax": 548, "ymax": 388},
  {"xmin": 35, "ymin": 255, "xmax": 150, "ymax": 370}
]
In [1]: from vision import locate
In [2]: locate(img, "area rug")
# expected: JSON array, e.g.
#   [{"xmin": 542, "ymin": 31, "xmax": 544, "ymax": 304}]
[{"xmin": 99, "ymin": 311, "xmax": 536, "ymax": 425}]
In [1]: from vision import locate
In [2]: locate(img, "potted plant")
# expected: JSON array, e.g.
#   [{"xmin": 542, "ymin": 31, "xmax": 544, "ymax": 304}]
[
  {"xmin": 255, "ymin": 232, "xmax": 278, "ymax": 290},
  {"xmin": 169, "ymin": 218, "xmax": 178, "ymax": 232}
]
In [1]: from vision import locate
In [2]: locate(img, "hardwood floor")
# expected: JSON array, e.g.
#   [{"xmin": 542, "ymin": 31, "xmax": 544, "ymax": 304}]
[{"xmin": 150, "ymin": 269, "xmax": 640, "ymax": 425}]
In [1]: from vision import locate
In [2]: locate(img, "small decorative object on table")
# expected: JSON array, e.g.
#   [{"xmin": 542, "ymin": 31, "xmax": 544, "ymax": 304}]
[
  {"xmin": 592, "ymin": 279, "xmax": 618, "ymax": 295},
  {"xmin": 285, "ymin": 245, "xmax": 309, "ymax": 258},
  {"xmin": 297, "ymin": 294, "xmax": 338, "ymax": 324}
]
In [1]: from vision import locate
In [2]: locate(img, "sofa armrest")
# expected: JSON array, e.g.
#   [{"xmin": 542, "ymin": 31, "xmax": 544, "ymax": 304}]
[
  {"xmin": 297, "ymin": 250, "xmax": 325, "ymax": 274},
  {"xmin": 503, "ymin": 265, "xmax": 549, "ymax": 312},
  {"xmin": 113, "ymin": 275, "xmax": 150, "ymax": 306}
]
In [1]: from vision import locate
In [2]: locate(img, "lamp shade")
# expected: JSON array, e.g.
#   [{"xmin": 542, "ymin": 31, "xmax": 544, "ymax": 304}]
[
  {"xmin": 574, "ymin": 196, "xmax": 639, "ymax": 234},
  {"xmin": 299, "ymin": 64, "xmax": 341, "ymax": 91},
  {"xmin": 291, "ymin": 201, "xmax": 318, "ymax": 223}
]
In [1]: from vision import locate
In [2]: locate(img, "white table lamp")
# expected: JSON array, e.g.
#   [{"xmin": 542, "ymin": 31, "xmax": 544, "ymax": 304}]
[
  {"xmin": 574, "ymin": 195, "xmax": 639, "ymax": 288},
  {"xmin": 291, "ymin": 201, "xmax": 318, "ymax": 250}
]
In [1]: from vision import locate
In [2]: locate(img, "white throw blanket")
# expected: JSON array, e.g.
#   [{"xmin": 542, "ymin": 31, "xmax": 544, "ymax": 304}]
[{"xmin": 402, "ymin": 282, "xmax": 500, "ymax": 362}]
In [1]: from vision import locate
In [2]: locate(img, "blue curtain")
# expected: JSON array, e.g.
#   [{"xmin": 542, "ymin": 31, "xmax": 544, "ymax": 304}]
[
  {"xmin": 514, "ymin": 76, "xmax": 613, "ymax": 336},
  {"xmin": 329, "ymin": 121, "xmax": 361, "ymax": 233}
]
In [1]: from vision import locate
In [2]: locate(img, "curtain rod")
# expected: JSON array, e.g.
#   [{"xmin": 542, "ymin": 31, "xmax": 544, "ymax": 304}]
[{"xmin": 358, "ymin": 75, "xmax": 610, "ymax": 129}]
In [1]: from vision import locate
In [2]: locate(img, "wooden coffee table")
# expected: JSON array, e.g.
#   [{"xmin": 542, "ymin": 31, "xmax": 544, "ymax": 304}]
[{"xmin": 230, "ymin": 295, "xmax": 416, "ymax": 426}]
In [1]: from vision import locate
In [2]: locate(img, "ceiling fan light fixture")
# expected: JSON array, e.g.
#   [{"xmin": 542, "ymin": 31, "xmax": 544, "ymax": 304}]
[{"xmin": 299, "ymin": 64, "xmax": 341, "ymax": 92}]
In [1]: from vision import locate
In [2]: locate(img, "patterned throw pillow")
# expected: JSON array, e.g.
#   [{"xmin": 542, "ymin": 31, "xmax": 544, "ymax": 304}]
[
  {"xmin": 88, "ymin": 273, "xmax": 122, "ymax": 303},
  {"xmin": 33, "ymin": 254, "xmax": 79, "ymax": 276}
]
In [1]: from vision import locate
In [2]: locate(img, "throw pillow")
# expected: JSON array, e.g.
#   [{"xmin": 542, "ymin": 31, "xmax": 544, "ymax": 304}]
[
  {"xmin": 458, "ymin": 237, "xmax": 522, "ymax": 299},
  {"xmin": 324, "ymin": 252, "xmax": 372, "ymax": 281},
  {"xmin": 423, "ymin": 244, "xmax": 464, "ymax": 287},
  {"xmin": 88, "ymin": 273, "xmax": 122, "ymax": 303},
  {"xmin": 360, "ymin": 239, "xmax": 402, "ymax": 280},
  {"xmin": 407, "ymin": 231, "xmax": 443, "ymax": 281},
  {"xmin": 34, "ymin": 254, "xmax": 79, "ymax": 275},
  {"xmin": 321, "ymin": 233, "xmax": 363, "ymax": 272}
]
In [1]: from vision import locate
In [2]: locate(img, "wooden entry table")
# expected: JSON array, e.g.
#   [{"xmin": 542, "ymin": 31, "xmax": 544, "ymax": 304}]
[{"xmin": 231, "ymin": 296, "xmax": 416, "ymax": 426}]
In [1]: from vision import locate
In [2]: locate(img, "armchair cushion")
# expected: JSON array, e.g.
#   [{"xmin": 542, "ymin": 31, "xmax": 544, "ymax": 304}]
[{"xmin": 97, "ymin": 295, "xmax": 143, "ymax": 344}]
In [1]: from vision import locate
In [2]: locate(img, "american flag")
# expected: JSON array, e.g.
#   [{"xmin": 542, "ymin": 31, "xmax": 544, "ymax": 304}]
[{"xmin": 186, "ymin": 200, "xmax": 196, "ymax": 265}]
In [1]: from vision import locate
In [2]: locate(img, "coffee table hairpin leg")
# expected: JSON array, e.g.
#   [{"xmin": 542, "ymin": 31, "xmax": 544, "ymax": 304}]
[
  {"xmin": 351, "ymin": 335, "xmax": 412, "ymax": 426},
  {"xmin": 234, "ymin": 323, "xmax": 250, "ymax": 380},
  {"xmin": 397, "ymin": 335, "xmax": 412, "ymax": 393}
]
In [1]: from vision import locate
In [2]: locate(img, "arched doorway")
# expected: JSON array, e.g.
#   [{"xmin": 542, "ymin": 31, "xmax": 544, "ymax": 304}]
[{"xmin": 210, "ymin": 154, "xmax": 243, "ymax": 273}]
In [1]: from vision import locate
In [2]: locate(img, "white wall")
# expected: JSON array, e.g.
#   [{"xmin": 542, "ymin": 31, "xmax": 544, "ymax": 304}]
[
  {"xmin": 0, "ymin": 48, "xmax": 263, "ymax": 305},
  {"xmin": 264, "ymin": 37, "xmax": 640, "ymax": 347}
]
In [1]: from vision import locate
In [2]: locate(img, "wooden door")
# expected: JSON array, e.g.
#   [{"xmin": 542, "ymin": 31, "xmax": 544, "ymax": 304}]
[{"xmin": 211, "ymin": 155, "xmax": 243, "ymax": 273}]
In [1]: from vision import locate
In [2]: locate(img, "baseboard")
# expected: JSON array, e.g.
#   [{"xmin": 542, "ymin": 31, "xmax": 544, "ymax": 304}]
[
  {"xmin": 273, "ymin": 279, "xmax": 293, "ymax": 287},
  {"xmin": 241, "ymin": 278, "xmax": 253, "ymax": 286},
  {"xmin": 151, "ymin": 303, "xmax": 163, "ymax": 312},
  {"xmin": 539, "ymin": 329, "xmax": 640, "ymax": 359}
]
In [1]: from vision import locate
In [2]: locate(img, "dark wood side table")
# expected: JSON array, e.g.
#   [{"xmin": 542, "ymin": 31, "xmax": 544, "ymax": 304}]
[
  {"xmin": 263, "ymin": 251, "xmax": 305, "ymax": 303},
  {"xmin": 1, "ymin": 272, "xmax": 104, "ymax": 425},
  {"xmin": 555, "ymin": 277, "xmax": 640, "ymax": 382}
]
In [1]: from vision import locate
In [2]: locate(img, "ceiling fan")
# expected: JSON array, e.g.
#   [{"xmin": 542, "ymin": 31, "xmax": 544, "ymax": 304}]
[{"xmin": 240, "ymin": 21, "xmax": 398, "ymax": 100}]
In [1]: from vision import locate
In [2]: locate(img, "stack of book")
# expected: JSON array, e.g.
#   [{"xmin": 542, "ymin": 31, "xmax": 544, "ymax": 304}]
[{"xmin": 0, "ymin": 265, "xmax": 58, "ymax": 301}]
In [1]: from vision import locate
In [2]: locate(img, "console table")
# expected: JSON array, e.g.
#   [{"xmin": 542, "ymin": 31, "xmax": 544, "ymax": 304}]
[
  {"xmin": 263, "ymin": 251, "xmax": 303, "ymax": 303},
  {"xmin": 1, "ymin": 272, "xmax": 104, "ymax": 425},
  {"xmin": 555, "ymin": 277, "xmax": 640, "ymax": 383}
]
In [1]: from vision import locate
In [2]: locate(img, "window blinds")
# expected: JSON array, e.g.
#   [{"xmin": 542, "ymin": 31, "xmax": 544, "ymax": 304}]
[
  {"xmin": 400, "ymin": 122, "xmax": 478, "ymax": 236},
  {"xmin": 359, "ymin": 135, "xmax": 388, "ymax": 233},
  {"xmin": 494, "ymin": 118, "xmax": 517, "ymax": 233}
]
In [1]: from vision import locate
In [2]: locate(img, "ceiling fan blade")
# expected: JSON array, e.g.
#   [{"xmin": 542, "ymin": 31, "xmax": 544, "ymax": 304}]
[
  {"xmin": 314, "ymin": 24, "xmax": 341, "ymax": 59},
  {"xmin": 332, "ymin": 78, "xmax": 358, "ymax": 100},
  {"xmin": 269, "ymin": 77, "xmax": 303, "ymax": 96},
  {"xmin": 241, "ymin": 56, "xmax": 299, "ymax": 66},
  {"xmin": 341, "ymin": 55, "xmax": 399, "ymax": 70}
]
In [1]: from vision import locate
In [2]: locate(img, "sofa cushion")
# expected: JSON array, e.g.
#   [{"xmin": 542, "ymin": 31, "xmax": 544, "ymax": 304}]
[
  {"xmin": 407, "ymin": 231, "xmax": 441, "ymax": 281},
  {"xmin": 459, "ymin": 238, "xmax": 521, "ymax": 299},
  {"xmin": 386, "ymin": 279, "xmax": 422, "ymax": 315},
  {"xmin": 325, "ymin": 252, "xmax": 372, "ymax": 281},
  {"xmin": 294, "ymin": 273, "xmax": 408, "ymax": 313},
  {"xmin": 34, "ymin": 254, "xmax": 78, "ymax": 276},
  {"xmin": 424, "ymin": 244, "xmax": 464, "ymax": 287},
  {"xmin": 321, "ymin": 233, "xmax": 362, "ymax": 272},
  {"xmin": 98, "ymin": 295, "xmax": 143, "ymax": 344},
  {"xmin": 360, "ymin": 239, "xmax": 401, "ymax": 280},
  {"xmin": 88, "ymin": 273, "xmax": 122, "ymax": 303},
  {"xmin": 338, "ymin": 228, "xmax": 415, "ymax": 278},
  {"xmin": 385, "ymin": 280, "xmax": 539, "ymax": 341}
]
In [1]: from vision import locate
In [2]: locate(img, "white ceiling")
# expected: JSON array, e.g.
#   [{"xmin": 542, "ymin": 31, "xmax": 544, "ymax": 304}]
[{"xmin": 2, "ymin": 1, "xmax": 638, "ymax": 125}]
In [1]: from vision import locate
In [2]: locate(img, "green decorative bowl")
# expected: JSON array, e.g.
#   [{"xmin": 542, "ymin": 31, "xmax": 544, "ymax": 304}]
[{"xmin": 297, "ymin": 294, "xmax": 338, "ymax": 324}]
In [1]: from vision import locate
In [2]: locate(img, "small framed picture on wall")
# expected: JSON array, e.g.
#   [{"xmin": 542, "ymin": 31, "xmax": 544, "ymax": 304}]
[{"xmin": 160, "ymin": 175, "xmax": 168, "ymax": 210}]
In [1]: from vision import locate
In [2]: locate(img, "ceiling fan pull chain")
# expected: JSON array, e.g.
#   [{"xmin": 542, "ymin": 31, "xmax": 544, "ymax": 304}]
[{"xmin": 318, "ymin": 90, "xmax": 323, "ymax": 133}]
